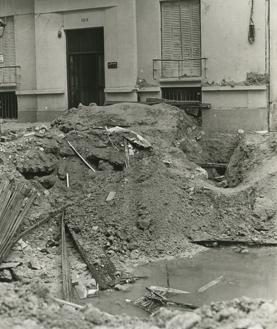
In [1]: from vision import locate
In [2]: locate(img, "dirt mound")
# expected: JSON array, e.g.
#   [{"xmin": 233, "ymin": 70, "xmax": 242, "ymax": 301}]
[
  {"xmin": 226, "ymin": 133, "xmax": 277, "ymax": 187},
  {"xmin": 1, "ymin": 103, "xmax": 277, "ymax": 328},
  {"xmin": 52, "ymin": 102, "xmax": 207, "ymax": 163},
  {"xmin": 1, "ymin": 104, "xmax": 276, "ymax": 268}
]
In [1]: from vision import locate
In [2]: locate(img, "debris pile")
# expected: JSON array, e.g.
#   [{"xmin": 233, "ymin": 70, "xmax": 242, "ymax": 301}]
[{"xmin": 1, "ymin": 103, "xmax": 277, "ymax": 328}]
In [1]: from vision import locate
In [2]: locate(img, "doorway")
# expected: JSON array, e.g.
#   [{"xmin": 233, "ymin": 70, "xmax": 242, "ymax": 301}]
[{"xmin": 66, "ymin": 27, "xmax": 105, "ymax": 108}]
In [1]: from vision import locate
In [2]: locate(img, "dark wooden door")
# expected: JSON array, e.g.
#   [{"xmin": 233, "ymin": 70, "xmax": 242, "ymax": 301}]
[{"xmin": 66, "ymin": 28, "xmax": 105, "ymax": 108}]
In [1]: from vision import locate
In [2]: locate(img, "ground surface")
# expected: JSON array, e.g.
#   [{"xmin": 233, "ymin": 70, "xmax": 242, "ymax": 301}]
[{"xmin": 1, "ymin": 103, "xmax": 277, "ymax": 328}]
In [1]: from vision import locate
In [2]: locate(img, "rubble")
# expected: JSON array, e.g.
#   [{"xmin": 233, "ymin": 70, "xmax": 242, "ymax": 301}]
[{"xmin": 0, "ymin": 102, "xmax": 277, "ymax": 327}]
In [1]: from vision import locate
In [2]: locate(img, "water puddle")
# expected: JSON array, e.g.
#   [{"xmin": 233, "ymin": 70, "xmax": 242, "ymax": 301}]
[{"xmin": 86, "ymin": 247, "xmax": 277, "ymax": 317}]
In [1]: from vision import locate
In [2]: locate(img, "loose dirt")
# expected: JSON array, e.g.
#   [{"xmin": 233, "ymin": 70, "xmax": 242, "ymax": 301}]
[{"xmin": 1, "ymin": 103, "xmax": 277, "ymax": 328}]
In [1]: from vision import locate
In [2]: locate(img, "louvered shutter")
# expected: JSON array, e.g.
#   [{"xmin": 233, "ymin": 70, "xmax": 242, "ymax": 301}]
[
  {"xmin": 181, "ymin": 0, "xmax": 201, "ymax": 76},
  {"xmin": 0, "ymin": 16, "xmax": 16, "ymax": 84},
  {"xmin": 161, "ymin": 0, "xmax": 201, "ymax": 78},
  {"xmin": 161, "ymin": 1, "xmax": 181, "ymax": 78}
]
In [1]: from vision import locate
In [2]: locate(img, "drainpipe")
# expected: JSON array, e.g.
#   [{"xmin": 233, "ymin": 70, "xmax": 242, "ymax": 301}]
[{"xmin": 266, "ymin": 0, "xmax": 271, "ymax": 131}]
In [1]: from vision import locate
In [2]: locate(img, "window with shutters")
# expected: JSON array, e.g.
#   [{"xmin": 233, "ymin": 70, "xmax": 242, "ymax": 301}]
[
  {"xmin": 161, "ymin": 0, "xmax": 201, "ymax": 78},
  {"xmin": 0, "ymin": 16, "xmax": 17, "ymax": 86}
]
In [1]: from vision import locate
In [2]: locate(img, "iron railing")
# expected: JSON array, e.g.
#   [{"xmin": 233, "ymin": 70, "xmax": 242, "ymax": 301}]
[
  {"xmin": 153, "ymin": 58, "xmax": 207, "ymax": 80},
  {"xmin": 0, "ymin": 65, "xmax": 21, "ymax": 86}
]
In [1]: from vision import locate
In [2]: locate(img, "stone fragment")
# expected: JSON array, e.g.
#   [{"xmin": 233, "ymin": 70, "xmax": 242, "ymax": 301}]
[
  {"xmin": 0, "ymin": 269, "xmax": 13, "ymax": 282},
  {"xmin": 235, "ymin": 318, "xmax": 253, "ymax": 329},
  {"xmin": 106, "ymin": 191, "xmax": 116, "ymax": 202},
  {"xmin": 39, "ymin": 175, "xmax": 56, "ymax": 189},
  {"xmin": 74, "ymin": 282, "xmax": 88, "ymax": 299},
  {"xmin": 253, "ymin": 197, "xmax": 276, "ymax": 221},
  {"xmin": 166, "ymin": 313, "xmax": 201, "ymax": 329},
  {"xmin": 84, "ymin": 304, "xmax": 112, "ymax": 325},
  {"xmin": 137, "ymin": 217, "xmax": 151, "ymax": 230}
]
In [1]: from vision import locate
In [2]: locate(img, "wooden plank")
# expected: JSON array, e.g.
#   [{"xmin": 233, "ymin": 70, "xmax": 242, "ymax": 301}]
[
  {"xmin": 67, "ymin": 141, "xmax": 96, "ymax": 173},
  {"xmin": 198, "ymin": 276, "xmax": 223, "ymax": 293},
  {"xmin": 192, "ymin": 239, "xmax": 277, "ymax": 247},
  {"xmin": 0, "ymin": 188, "xmax": 23, "ymax": 246},
  {"xmin": 61, "ymin": 211, "xmax": 73, "ymax": 302},
  {"xmin": 52, "ymin": 297, "xmax": 85, "ymax": 310},
  {"xmin": 0, "ymin": 191, "xmax": 36, "ymax": 263},
  {"xmin": 148, "ymin": 286, "xmax": 190, "ymax": 295},
  {"xmin": 0, "ymin": 188, "xmax": 25, "ymax": 251},
  {"xmin": 66, "ymin": 225, "xmax": 116, "ymax": 290}
]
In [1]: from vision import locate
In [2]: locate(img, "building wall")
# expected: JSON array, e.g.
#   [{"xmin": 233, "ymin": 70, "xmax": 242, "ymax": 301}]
[
  {"xmin": 270, "ymin": 0, "xmax": 277, "ymax": 131},
  {"xmin": 0, "ymin": 0, "xmax": 139, "ymax": 121},
  {"xmin": 136, "ymin": 0, "xmax": 161, "ymax": 86},
  {"xmin": 201, "ymin": 0, "xmax": 266, "ymax": 84},
  {"xmin": 201, "ymin": 0, "xmax": 269, "ymax": 132},
  {"xmin": 33, "ymin": 0, "xmax": 138, "ymax": 117},
  {"xmin": 0, "ymin": 0, "xmax": 273, "ymax": 129},
  {"xmin": 0, "ymin": 0, "xmax": 37, "ymax": 121}
]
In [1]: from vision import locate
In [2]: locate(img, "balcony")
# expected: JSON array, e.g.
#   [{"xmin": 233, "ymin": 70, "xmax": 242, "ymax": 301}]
[
  {"xmin": 0, "ymin": 65, "xmax": 20, "ymax": 88},
  {"xmin": 153, "ymin": 58, "xmax": 207, "ymax": 81}
]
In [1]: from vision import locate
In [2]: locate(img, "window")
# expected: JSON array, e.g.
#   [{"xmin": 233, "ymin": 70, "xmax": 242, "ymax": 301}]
[{"xmin": 161, "ymin": 0, "xmax": 201, "ymax": 78}]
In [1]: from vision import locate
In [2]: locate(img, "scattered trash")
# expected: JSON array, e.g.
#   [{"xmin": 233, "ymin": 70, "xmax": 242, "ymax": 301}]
[
  {"xmin": 87, "ymin": 287, "xmax": 99, "ymax": 298},
  {"xmin": 198, "ymin": 275, "xmax": 224, "ymax": 293},
  {"xmin": 106, "ymin": 126, "xmax": 152, "ymax": 149},
  {"xmin": 133, "ymin": 287, "xmax": 197, "ymax": 314}
]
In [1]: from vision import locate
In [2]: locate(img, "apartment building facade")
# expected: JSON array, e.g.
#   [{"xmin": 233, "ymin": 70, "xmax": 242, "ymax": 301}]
[{"xmin": 0, "ymin": 0, "xmax": 276, "ymax": 132}]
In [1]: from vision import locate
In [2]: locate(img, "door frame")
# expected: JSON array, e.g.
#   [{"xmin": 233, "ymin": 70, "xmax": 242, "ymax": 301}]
[{"xmin": 65, "ymin": 27, "xmax": 105, "ymax": 108}]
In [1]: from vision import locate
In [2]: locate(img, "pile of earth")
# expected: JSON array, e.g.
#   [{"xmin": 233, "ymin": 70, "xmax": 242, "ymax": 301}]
[
  {"xmin": 1, "ymin": 103, "xmax": 277, "ymax": 328},
  {"xmin": 0, "ymin": 103, "xmax": 276, "ymax": 272},
  {"xmin": 0, "ymin": 281, "xmax": 276, "ymax": 329},
  {"xmin": 222, "ymin": 132, "xmax": 277, "ymax": 240}
]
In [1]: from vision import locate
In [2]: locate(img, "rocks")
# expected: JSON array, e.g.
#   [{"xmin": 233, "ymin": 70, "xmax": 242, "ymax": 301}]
[
  {"xmin": 137, "ymin": 217, "xmax": 151, "ymax": 230},
  {"xmin": 16, "ymin": 151, "xmax": 58, "ymax": 179},
  {"xmin": 38, "ymin": 175, "xmax": 57, "ymax": 189},
  {"xmin": 84, "ymin": 304, "xmax": 112, "ymax": 325},
  {"xmin": 0, "ymin": 269, "xmax": 13, "ymax": 282},
  {"xmin": 253, "ymin": 197, "xmax": 276, "ymax": 221},
  {"xmin": 166, "ymin": 313, "xmax": 201, "ymax": 329},
  {"xmin": 12, "ymin": 319, "xmax": 42, "ymax": 329},
  {"xmin": 235, "ymin": 318, "xmax": 253, "ymax": 329}
]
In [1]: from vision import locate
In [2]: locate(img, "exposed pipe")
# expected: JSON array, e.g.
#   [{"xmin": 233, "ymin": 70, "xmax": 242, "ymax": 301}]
[
  {"xmin": 266, "ymin": 0, "xmax": 271, "ymax": 131},
  {"xmin": 248, "ymin": 0, "xmax": 255, "ymax": 44}
]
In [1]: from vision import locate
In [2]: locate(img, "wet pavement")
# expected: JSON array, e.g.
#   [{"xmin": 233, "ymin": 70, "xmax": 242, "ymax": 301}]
[{"xmin": 86, "ymin": 247, "xmax": 277, "ymax": 317}]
